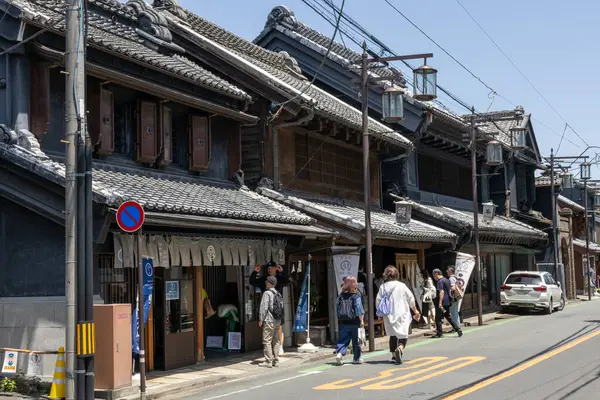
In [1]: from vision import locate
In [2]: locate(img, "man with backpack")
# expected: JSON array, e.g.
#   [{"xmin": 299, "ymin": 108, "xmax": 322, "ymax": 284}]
[
  {"xmin": 447, "ymin": 266, "xmax": 464, "ymax": 329},
  {"xmin": 432, "ymin": 269, "xmax": 463, "ymax": 339},
  {"xmin": 258, "ymin": 276, "xmax": 284, "ymax": 368}
]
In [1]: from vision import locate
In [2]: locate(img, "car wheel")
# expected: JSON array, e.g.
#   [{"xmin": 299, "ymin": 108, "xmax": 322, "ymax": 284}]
[
  {"xmin": 557, "ymin": 296, "xmax": 565, "ymax": 311},
  {"xmin": 544, "ymin": 298, "xmax": 553, "ymax": 315},
  {"xmin": 501, "ymin": 306, "xmax": 510, "ymax": 314}
]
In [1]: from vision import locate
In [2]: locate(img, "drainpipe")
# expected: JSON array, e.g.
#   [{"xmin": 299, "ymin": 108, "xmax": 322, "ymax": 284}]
[
  {"xmin": 5, "ymin": 53, "xmax": 11, "ymax": 128},
  {"xmin": 272, "ymin": 108, "xmax": 314, "ymax": 188}
]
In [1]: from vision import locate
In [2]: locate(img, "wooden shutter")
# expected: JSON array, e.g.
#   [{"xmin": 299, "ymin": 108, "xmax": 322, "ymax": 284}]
[
  {"xmin": 158, "ymin": 105, "xmax": 172, "ymax": 166},
  {"xmin": 88, "ymin": 82, "xmax": 115, "ymax": 155},
  {"xmin": 189, "ymin": 115, "xmax": 210, "ymax": 172},
  {"xmin": 137, "ymin": 100, "xmax": 158, "ymax": 163},
  {"xmin": 30, "ymin": 61, "xmax": 50, "ymax": 138}
]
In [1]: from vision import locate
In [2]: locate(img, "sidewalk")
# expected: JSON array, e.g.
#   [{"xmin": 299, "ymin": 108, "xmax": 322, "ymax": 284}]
[{"xmin": 108, "ymin": 311, "xmax": 510, "ymax": 400}]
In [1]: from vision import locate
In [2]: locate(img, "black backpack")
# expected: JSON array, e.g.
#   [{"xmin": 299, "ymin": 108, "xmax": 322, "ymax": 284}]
[
  {"xmin": 337, "ymin": 293, "xmax": 358, "ymax": 321},
  {"xmin": 270, "ymin": 289, "xmax": 284, "ymax": 320}
]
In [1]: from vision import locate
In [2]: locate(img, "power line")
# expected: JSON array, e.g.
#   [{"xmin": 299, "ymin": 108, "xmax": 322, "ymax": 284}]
[
  {"xmin": 270, "ymin": 0, "xmax": 346, "ymax": 120},
  {"xmin": 452, "ymin": 0, "xmax": 590, "ymax": 149}
]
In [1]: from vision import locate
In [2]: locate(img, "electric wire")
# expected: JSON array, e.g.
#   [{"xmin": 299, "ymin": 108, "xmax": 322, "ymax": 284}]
[
  {"xmin": 270, "ymin": 0, "xmax": 346, "ymax": 121},
  {"xmin": 452, "ymin": 0, "xmax": 589, "ymax": 149}
]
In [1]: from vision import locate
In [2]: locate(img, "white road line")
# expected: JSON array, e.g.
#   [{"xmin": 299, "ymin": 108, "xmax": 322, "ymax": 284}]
[{"xmin": 202, "ymin": 371, "xmax": 321, "ymax": 400}]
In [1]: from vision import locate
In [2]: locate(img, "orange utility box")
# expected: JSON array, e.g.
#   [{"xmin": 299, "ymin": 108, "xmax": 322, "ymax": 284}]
[{"xmin": 94, "ymin": 304, "xmax": 133, "ymax": 390}]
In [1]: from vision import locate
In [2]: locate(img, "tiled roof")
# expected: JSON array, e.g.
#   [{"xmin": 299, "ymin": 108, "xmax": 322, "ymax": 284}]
[
  {"xmin": 0, "ymin": 128, "xmax": 314, "ymax": 226},
  {"xmin": 256, "ymin": 6, "xmax": 467, "ymax": 127},
  {"xmin": 573, "ymin": 239, "xmax": 600, "ymax": 253},
  {"xmin": 535, "ymin": 174, "xmax": 561, "ymax": 187},
  {"xmin": 13, "ymin": 0, "xmax": 252, "ymax": 101},
  {"xmin": 157, "ymin": 4, "xmax": 412, "ymax": 149},
  {"xmin": 558, "ymin": 195, "xmax": 584, "ymax": 212},
  {"xmin": 256, "ymin": 6, "xmax": 407, "ymax": 88},
  {"xmin": 257, "ymin": 188, "xmax": 457, "ymax": 244},
  {"xmin": 409, "ymin": 201, "xmax": 547, "ymax": 244}
]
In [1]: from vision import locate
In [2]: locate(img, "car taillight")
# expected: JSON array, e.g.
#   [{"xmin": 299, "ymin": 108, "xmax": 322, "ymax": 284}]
[
  {"xmin": 534, "ymin": 286, "xmax": 547, "ymax": 292},
  {"xmin": 501, "ymin": 284, "xmax": 512, "ymax": 291}
]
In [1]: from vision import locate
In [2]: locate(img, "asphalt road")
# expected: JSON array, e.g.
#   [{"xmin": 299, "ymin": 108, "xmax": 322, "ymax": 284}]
[{"xmin": 182, "ymin": 300, "xmax": 600, "ymax": 400}]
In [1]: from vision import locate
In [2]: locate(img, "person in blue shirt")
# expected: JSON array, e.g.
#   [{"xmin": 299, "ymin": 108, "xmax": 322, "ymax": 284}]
[
  {"xmin": 334, "ymin": 275, "xmax": 365, "ymax": 365},
  {"xmin": 432, "ymin": 269, "xmax": 463, "ymax": 338}
]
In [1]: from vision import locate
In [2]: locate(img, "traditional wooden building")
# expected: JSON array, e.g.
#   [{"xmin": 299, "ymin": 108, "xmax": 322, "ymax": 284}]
[
  {"xmin": 0, "ymin": 0, "xmax": 336, "ymax": 375},
  {"xmin": 255, "ymin": 6, "xmax": 548, "ymax": 313}
]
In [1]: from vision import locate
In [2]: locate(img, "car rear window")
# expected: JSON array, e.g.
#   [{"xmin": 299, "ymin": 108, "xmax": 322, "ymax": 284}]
[{"xmin": 505, "ymin": 274, "xmax": 542, "ymax": 285}]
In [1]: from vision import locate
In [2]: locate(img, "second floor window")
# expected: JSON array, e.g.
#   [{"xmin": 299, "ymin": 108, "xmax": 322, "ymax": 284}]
[{"xmin": 294, "ymin": 133, "xmax": 363, "ymax": 194}]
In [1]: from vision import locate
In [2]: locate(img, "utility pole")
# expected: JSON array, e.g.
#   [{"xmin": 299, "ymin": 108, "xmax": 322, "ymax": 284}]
[
  {"xmin": 584, "ymin": 178, "xmax": 591, "ymax": 301},
  {"xmin": 64, "ymin": 0, "xmax": 84, "ymax": 398},
  {"xmin": 550, "ymin": 149, "xmax": 559, "ymax": 283},
  {"xmin": 360, "ymin": 43, "xmax": 375, "ymax": 352},
  {"xmin": 469, "ymin": 107, "xmax": 483, "ymax": 326}
]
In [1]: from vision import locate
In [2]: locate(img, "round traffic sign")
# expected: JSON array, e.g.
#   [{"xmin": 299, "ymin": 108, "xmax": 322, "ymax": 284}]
[{"xmin": 116, "ymin": 201, "xmax": 145, "ymax": 233}]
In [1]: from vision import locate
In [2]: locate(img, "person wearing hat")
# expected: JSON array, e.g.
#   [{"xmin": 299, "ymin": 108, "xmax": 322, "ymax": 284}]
[
  {"xmin": 258, "ymin": 276, "xmax": 282, "ymax": 368},
  {"xmin": 250, "ymin": 261, "xmax": 289, "ymax": 355}
]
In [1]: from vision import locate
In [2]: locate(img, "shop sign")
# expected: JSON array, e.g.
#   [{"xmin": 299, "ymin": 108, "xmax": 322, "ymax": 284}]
[
  {"xmin": 332, "ymin": 247, "xmax": 360, "ymax": 295},
  {"xmin": 165, "ymin": 281, "xmax": 180, "ymax": 301},
  {"xmin": 228, "ymin": 332, "xmax": 242, "ymax": 350},
  {"xmin": 206, "ymin": 336, "xmax": 223, "ymax": 348}
]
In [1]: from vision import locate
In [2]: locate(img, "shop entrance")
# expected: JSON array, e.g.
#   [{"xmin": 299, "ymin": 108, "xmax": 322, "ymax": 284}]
[{"xmin": 153, "ymin": 266, "xmax": 196, "ymax": 370}]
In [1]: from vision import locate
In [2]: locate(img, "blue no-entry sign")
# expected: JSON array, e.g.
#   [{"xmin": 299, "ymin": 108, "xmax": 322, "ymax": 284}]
[{"xmin": 116, "ymin": 200, "xmax": 145, "ymax": 233}]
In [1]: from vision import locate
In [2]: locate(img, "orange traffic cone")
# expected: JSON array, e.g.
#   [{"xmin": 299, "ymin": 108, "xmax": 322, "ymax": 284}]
[{"xmin": 48, "ymin": 346, "xmax": 66, "ymax": 399}]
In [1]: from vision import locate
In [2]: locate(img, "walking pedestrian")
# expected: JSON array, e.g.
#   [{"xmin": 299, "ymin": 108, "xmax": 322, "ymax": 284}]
[
  {"xmin": 376, "ymin": 266, "xmax": 421, "ymax": 365},
  {"xmin": 447, "ymin": 266, "xmax": 464, "ymax": 329},
  {"xmin": 420, "ymin": 268, "xmax": 436, "ymax": 329},
  {"xmin": 258, "ymin": 276, "xmax": 284, "ymax": 368},
  {"xmin": 431, "ymin": 269, "xmax": 462, "ymax": 338},
  {"xmin": 250, "ymin": 261, "xmax": 288, "ymax": 355},
  {"xmin": 334, "ymin": 275, "xmax": 365, "ymax": 365}
]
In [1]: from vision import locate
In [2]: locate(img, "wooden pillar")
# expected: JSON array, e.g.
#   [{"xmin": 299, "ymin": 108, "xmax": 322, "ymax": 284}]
[
  {"xmin": 195, "ymin": 266, "xmax": 205, "ymax": 362},
  {"xmin": 417, "ymin": 248, "xmax": 425, "ymax": 271}
]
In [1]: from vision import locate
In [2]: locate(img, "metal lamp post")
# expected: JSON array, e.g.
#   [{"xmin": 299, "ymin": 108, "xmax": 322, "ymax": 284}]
[
  {"xmin": 581, "ymin": 161, "xmax": 592, "ymax": 300},
  {"xmin": 357, "ymin": 42, "xmax": 436, "ymax": 351}
]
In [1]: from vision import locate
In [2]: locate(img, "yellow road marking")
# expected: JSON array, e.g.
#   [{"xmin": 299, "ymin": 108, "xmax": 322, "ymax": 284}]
[
  {"xmin": 362, "ymin": 357, "xmax": 485, "ymax": 390},
  {"xmin": 442, "ymin": 329, "xmax": 600, "ymax": 400},
  {"xmin": 313, "ymin": 357, "xmax": 446, "ymax": 390}
]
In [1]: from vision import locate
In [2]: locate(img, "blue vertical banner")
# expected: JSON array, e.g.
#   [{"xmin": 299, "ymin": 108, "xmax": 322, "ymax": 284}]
[
  {"xmin": 132, "ymin": 258, "xmax": 154, "ymax": 354},
  {"xmin": 292, "ymin": 259, "xmax": 311, "ymax": 333}
]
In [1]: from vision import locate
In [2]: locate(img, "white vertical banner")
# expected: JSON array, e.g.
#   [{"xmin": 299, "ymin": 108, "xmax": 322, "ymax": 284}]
[
  {"xmin": 455, "ymin": 252, "xmax": 476, "ymax": 291},
  {"xmin": 332, "ymin": 246, "xmax": 360, "ymax": 295}
]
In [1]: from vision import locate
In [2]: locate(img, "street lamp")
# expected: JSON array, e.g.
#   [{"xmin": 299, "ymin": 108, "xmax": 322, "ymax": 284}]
[
  {"xmin": 595, "ymin": 191, "xmax": 600, "ymax": 207},
  {"xmin": 581, "ymin": 161, "xmax": 592, "ymax": 301},
  {"xmin": 482, "ymin": 202, "xmax": 497, "ymax": 223},
  {"xmin": 510, "ymin": 126, "xmax": 527, "ymax": 150},
  {"xmin": 486, "ymin": 139, "xmax": 503, "ymax": 166},
  {"xmin": 395, "ymin": 200, "xmax": 413, "ymax": 224},
  {"xmin": 562, "ymin": 173, "xmax": 574, "ymax": 189},
  {"xmin": 413, "ymin": 61, "xmax": 437, "ymax": 101},
  {"xmin": 581, "ymin": 162, "xmax": 592, "ymax": 180},
  {"xmin": 381, "ymin": 86, "xmax": 404, "ymax": 122},
  {"xmin": 357, "ymin": 44, "xmax": 435, "ymax": 351}
]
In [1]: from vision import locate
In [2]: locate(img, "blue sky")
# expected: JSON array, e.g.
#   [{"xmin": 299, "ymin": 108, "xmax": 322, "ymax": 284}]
[{"xmin": 179, "ymin": 0, "xmax": 598, "ymax": 175}]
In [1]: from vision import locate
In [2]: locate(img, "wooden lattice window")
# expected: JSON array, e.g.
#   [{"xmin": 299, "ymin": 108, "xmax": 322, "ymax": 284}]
[{"xmin": 294, "ymin": 133, "xmax": 363, "ymax": 194}]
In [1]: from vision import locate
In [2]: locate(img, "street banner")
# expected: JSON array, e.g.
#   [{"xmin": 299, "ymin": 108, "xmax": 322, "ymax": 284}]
[
  {"xmin": 332, "ymin": 246, "xmax": 360, "ymax": 295},
  {"xmin": 455, "ymin": 252, "xmax": 475, "ymax": 312},
  {"xmin": 293, "ymin": 259, "xmax": 311, "ymax": 333},
  {"xmin": 132, "ymin": 258, "xmax": 154, "ymax": 354}
]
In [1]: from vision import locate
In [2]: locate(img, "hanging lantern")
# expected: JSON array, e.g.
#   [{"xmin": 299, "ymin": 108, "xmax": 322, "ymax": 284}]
[
  {"xmin": 413, "ymin": 63, "xmax": 437, "ymax": 101},
  {"xmin": 482, "ymin": 202, "xmax": 497, "ymax": 222},
  {"xmin": 581, "ymin": 162, "xmax": 592, "ymax": 180},
  {"xmin": 510, "ymin": 126, "xmax": 527, "ymax": 150},
  {"xmin": 562, "ymin": 173, "xmax": 574, "ymax": 189},
  {"xmin": 381, "ymin": 86, "xmax": 404, "ymax": 122},
  {"xmin": 395, "ymin": 200, "xmax": 412, "ymax": 224},
  {"xmin": 594, "ymin": 191, "xmax": 600, "ymax": 207},
  {"xmin": 486, "ymin": 140, "xmax": 503, "ymax": 166}
]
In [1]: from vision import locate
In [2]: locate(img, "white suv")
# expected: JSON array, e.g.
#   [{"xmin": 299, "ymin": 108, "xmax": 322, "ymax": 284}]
[{"xmin": 500, "ymin": 271, "xmax": 564, "ymax": 314}]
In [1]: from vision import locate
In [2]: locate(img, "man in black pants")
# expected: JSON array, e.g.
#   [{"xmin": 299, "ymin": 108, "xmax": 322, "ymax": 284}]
[{"xmin": 432, "ymin": 269, "xmax": 463, "ymax": 338}]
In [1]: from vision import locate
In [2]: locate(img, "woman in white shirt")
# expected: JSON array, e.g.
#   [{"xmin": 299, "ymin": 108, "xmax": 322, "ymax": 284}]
[{"xmin": 376, "ymin": 265, "xmax": 420, "ymax": 365}]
